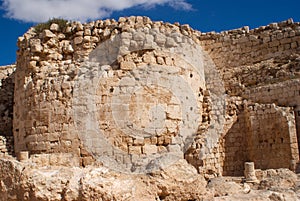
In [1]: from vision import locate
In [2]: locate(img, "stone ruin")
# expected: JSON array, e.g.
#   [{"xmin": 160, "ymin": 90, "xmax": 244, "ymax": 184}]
[{"xmin": 0, "ymin": 16, "xmax": 300, "ymax": 200}]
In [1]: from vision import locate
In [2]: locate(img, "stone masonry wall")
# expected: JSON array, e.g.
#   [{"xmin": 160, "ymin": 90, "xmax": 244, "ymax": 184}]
[
  {"xmin": 247, "ymin": 104, "xmax": 299, "ymax": 171},
  {"xmin": 199, "ymin": 19, "xmax": 300, "ymax": 97},
  {"xmin": 243, "ymin": 79, "xmax": 300, "ymax": 107},
  {"xmin": 1, "ymin": 16, "xmax": 298, "ymax": 176},
  {"xmin": 198, "ymin": 19, "xmax": 300, "ymax": 176},
  {"xmin": 200, "ymin": 18, "xmax": 299, "ymax": 70},
  {"xmin": 14, "ymin": 16, "xmax": 212, "ymax": 172},
  {"xmin": 222, "ymin": 103, "xmax": 299, "ymax": 176},
  {"xmin": 222, "ymin": 110, "xmax": 248, "ymax": 176}
]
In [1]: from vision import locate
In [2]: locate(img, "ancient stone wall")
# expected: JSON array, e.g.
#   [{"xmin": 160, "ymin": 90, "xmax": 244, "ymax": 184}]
[
  {"xmin": 247, "ymin": 104, "xmax": 298, "ymax": 170},
  {"xmin": 14, "ymin": 16, "xmax": 213, "ymax": 172},
  {"xmin": 0, "ymin": 16, "xmax": 299, "ymax": 176},
  {"xmin": 200, "ymin": 18, "xmax": 299, "ymax": 69},
  {"xmin": 222, "ymin": 103, "xmax": 299, "ymax": 176},
  {"xmin": 222, "ymin": 110, "xmax": 248, "ymax": 176},
  {"xmin": 198, "ymin": 18, "xmax": 300, "ymax": 176}
]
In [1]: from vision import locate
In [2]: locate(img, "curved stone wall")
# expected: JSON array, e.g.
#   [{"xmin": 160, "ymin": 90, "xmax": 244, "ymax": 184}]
[
  {"xmin": 13, "ymin": 17, "xmax": 225, "ymax": 172},
  {"xmin": 73, "ymin": 28, "xmax": 207, "ymax": 172}
]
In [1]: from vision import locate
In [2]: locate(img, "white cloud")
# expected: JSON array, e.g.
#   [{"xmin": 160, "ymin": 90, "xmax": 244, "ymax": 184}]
[
  {"xmin": 1, "ymin": 0, "xmax": 192, "ymax": 23},
  {"xmin": 169, "ymin": 1, "xmax": 193, "ymax": 10}
]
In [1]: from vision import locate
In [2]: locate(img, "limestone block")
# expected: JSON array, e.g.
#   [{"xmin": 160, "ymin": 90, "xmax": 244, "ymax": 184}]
[
  {"xmin": 30, "ymin": 39, "xmax": 43, "ymax": 53},
  {"xmin": 63, "ymin": 44, "xmax": 74, "ymax": 54},
  {"xmin": 130, "ymin": 40, "xmax": 138, "ymax": 49},
  {"xmin": 65, "ymin": 26, "xmax": 72, "ymax": 34},
  {"xmin": 76, "ymin": 22, "xmax": 84, "ymax": 31},
  {"xmin": 121, "ymin": 38, "xmax": 131, "ymax": 46},
  {"xmin": 118, "ymin": 17, "xmax": 126, "ymax": 23},
  {"xmin": 142, "ymin": 53, "xmax": 156, "ymax": 64},
  {"xmin": 291, "ymin": 42, "xmax": 298, "ymax": 49},
  {"xmin": 84, "ymin": 28, "xmax": 91, "ymax": 36},
  {"xmin": 83, "ymin": 36, "xmax": 91, "ymax": 42},
  {"xmin": 103, "ymin": 28, "xmax": 111, "ymax": 37},
  {"xmin": 166, "ymin": 37, "xmax": 178, "ymax": 47},
  {"xmin": 38, "ymin": 110, "xmax": 50, "ymax": 126},
  {"xmin": 74, "ymin": 36, "xmax": 83, "ymax": 45},
  {"xmin": 157, "ymin": 136, "xmax": 164, "ymax": 145},
  {"xmin": 156, "ymin": 56, "xmax": 165, "ymax": 65},
  {"xmin": 155, "ymin": 33, "xmax": 166, "ymax": 45},
  {"xmin": 133, "ymin": 137, "xmax": 144, "ymax": 146},
  {"xmin": 157, "ymin": 146, "xmax": 168, "ymax": 153},
  {"xmin": 47, "ymin": 53, "xmax": 63, "ymax": 61},
  {"xmin": 120, "ymin": 61, "xmax": 136, "ymax": 70},
  {"xmin": 75, "ymin": 31, "xmax": 84, "ymax": 36},
  {"xmin": 46, "ymin": 38, "xmax": 58, "ymax": 48},
  {"xmin": 91, "ymin": 36, "xmax": 99, "ymax": 43},
  {"xmin": 142, "ymin": 144, "xmax": 157, "ymax": 155},
  {"xmin": 167, "ymin": 144, "xmax": 181, "ymax": 153},
  {"xmin": 61, "ymin": 139, "xmax": 73, "ymax": 147},
  {"xmin": 165, "ymin": 57, "xmax": 173, "ymax": 66},
  {"xmin": 121, "ymin": 32, "xmax": 132, "ymax": 39},
  {"xmin": 150, "ymin": 137, "xmax": 157, "ymax": 145},
  {"xmin": 128, "ymin": 145, "xmax": 142, "ymax": 154},
  {"xmin": 28, "ymin": 61, "xmax": 37, "ymax": 70},
  {"xmin": 119, "ymin": 46, "xmax": 130, "ymax": 55},
  {"xmin": 165, "ymin": 120, "xmax": 178, "ymax": 133},
  {"xmin": 50, "ymin": 23, "xmax": 59, "ymax": 32},
  {"xmin": 17, "ymin": 151, "xmax": 29, "ymax": 161},
  {"xmin": 42, "ymin": 30, "xmax": 56, "ymax": 38},
  {"xmin": 171, "ymin": 33, "xmax": 183, "ymax": 43},
  {"xmin": 47, "ymin": 133, "xmax": 60, "ymax": 142},
  {"xmin": 145, "ymin": 34, "xmax": 155, "ymax": 45},
  {"xmin": 166, "ymin": 105, "xmax": 181, "ymax": 120},
  {"xmin": 133, "ymin": 32, "xmax": 146, "ymax": 41}
]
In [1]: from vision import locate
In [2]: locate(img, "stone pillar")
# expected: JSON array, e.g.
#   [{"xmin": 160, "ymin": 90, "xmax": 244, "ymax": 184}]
[
  {"xmin": 244, "ymin": 162, "xmax": 258, "ymax": 182},
  {"xmin": 17, "ymin": 151, "xmax": 29, "ymax": 162}
]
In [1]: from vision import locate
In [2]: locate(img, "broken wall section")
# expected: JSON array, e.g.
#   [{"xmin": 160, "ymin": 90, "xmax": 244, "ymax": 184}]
[
  {"xmin": 199, "ymin": 19, "xmax": 300, "ymax": 97},
  {"xmin": 222, "ymin": 103, "xmax": 299, "ymax": 176},
  {"xmin": 0, "ymin": 65, "xmax": 15, "ymax": 156},
  {"xmin": 198, "ymin": 18, "xmax": 300, "ymax": 176},
  {"xmin": 247, "ymin": 103, "xmax": 299, "ymax": 171}
]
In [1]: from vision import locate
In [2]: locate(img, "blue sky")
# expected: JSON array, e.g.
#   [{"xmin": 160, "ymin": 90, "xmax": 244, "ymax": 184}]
[{"xmin": 0, "ymin": 0, "xmax": 299, "ymax": 66}]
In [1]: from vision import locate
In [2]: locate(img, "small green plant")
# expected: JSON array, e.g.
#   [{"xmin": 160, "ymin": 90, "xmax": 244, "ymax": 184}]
[{"xmin": 34, "ymin": 18, "xmax": 69, "ymax": 34}]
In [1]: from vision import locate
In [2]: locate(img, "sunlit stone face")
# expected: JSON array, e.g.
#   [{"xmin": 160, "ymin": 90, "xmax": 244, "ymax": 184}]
[{"xmin": 73, "ymin": 29, "xmax": 206, "ymax": 173}]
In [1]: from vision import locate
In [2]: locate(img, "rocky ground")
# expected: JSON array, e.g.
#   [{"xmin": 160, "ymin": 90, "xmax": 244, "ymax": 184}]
[{"xmin": 1, "ymin": 157, "xmax": 300, "ymax": 201}]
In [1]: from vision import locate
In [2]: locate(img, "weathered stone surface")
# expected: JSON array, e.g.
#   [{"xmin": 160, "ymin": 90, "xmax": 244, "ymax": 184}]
[
  {"xmin": 0, "ymin": 159, "xmax": 212, "ymax": 201},
  {"xmin": 257, "ymin": 169, "xmax": 298, "ymax": 191},
  {"xmin": 207, "ymin": 177, "xmax": 244, "ymax": 197}
]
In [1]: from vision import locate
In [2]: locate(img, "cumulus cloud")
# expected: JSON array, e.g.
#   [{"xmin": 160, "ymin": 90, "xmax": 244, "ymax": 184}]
[{"xmin": 1, "ymin": 0, "xmax": 192, "ymax": 23}]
